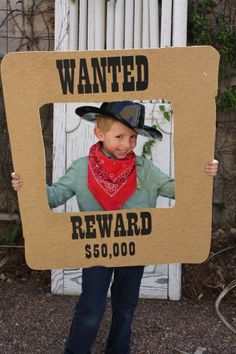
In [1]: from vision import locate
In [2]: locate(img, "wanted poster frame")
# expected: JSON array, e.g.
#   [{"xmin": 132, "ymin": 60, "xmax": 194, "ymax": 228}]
[{"xmin": 1, "ymin": 47, "xmax": 219, "ymax": 269}]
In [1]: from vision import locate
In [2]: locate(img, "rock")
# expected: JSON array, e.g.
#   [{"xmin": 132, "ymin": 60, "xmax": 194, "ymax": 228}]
[{"xmin": 0, "ymin": 273, "xmax": 6, "ymax": 280}]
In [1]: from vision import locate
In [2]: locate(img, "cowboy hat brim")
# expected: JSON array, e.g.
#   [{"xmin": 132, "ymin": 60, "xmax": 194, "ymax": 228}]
[{"xmin": 75, "ymin": 106, "xmax": 162, "ymax": 140}]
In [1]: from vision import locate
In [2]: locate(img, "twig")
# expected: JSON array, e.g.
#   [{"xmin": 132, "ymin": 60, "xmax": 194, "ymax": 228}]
[
  {"xmin": 215, "ymin": 279, "xmax": 236, "ymax": 334},
  {"xmin": 203, "ymin": 246, "xmax": 235, "ymax": 264},
  {"xmin": 0, "ymin": 254, "xmax": 9, "ymax": 268}
]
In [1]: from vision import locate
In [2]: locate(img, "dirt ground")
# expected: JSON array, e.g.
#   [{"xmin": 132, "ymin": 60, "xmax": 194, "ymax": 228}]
[{"xmin": 0, "ymin": 228, "xmax": 236, "ymax": 354}]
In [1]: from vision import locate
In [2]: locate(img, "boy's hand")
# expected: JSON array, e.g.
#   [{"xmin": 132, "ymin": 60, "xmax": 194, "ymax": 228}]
[
  {"xmin": 205, "ymin": 159, "xmax": 219, "ymax": 177},
  {"xmin": 11, "ymin": 172, "xmax": 23, "ymax": 191}
]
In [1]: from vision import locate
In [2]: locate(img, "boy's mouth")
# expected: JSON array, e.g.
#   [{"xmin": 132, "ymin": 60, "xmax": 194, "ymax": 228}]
[{"xmin": 116, "ymin": 150, "xmax": 130, "ymax": 158}]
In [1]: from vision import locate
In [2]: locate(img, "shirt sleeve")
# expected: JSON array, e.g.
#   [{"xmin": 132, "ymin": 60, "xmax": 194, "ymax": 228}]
[
  {"xmin": 46, "ymin": 161, "xmax": 78, "ymax": 208},
  {"xmin": 157, "ymin": 174, "xmax": 175, "ymax": 199},
  {"xmin": 141, "ymin": 157, "xmax": 175, "ymax": 199}
]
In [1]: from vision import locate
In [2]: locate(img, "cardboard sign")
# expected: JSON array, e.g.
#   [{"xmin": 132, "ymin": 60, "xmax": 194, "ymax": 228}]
[{"xmin": 1, "ymin": 47, "xmax": 219, "ymax": 270}]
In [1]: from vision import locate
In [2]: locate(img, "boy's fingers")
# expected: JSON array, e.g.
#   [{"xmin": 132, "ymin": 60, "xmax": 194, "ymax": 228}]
[
  {"xmin": 205, "ymin": 160, "xmax": 219, "ymax": 171},
  {"xmin": 208, "ymin": 159, "xmax": 218, "ymax": 166},
  {"xmin": 11, "ymin": 172, "xmax": 20, "ymax": 179},
  {"xmin": 213, "ymin": 159, "xmax": 219, "ymax": 165},
  {"xmin": 11, "ymin": 172, "xmax": 23, "ymax": 191}
]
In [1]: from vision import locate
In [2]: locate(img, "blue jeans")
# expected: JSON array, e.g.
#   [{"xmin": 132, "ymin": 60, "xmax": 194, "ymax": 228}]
[{"xmin": 64, "ymin": 265, "xmax": 144, "ymax": 354}]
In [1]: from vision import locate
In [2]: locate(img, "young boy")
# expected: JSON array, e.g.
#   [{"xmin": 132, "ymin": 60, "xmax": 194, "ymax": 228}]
[{"xmin": 12, "ymin": 101, "xmax": 218, "ymax": 354}]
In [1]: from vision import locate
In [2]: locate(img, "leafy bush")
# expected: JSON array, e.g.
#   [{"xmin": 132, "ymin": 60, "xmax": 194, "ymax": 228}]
[{"xmin": 188, "ymin": 0, "xmax": 236, "ymax": 114}]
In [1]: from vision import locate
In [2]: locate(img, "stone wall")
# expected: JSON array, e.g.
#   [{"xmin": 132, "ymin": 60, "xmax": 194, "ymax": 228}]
[{"xmin": 213, "ymin": 108, "xmax": 236, "ymax": 228}]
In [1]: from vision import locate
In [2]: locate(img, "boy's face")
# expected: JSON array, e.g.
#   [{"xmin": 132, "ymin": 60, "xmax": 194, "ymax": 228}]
[{"xmin": 94, "ymin": 120, "xmax": 138, "ymax": 159}]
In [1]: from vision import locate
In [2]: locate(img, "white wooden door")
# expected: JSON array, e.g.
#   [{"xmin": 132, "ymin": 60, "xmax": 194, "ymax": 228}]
[{"xmin": 51, "ymin": 0, "xmax": 188, "ymax": 300}]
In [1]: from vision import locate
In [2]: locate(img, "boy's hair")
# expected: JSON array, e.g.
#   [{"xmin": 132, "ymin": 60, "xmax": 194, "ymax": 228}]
[{"xmin": 96, "ymin": 115, "xmax": 115, "ymax": 132}]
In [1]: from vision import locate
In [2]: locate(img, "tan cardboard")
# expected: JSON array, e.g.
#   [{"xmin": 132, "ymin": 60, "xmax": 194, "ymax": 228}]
[{"xmin": 1, "ymin": 47, "xmax": 219, "ymax": 269}]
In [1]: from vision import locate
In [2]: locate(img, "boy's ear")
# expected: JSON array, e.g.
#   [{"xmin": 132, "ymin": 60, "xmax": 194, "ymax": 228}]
[{"xmin": 94, "ymin": 127, "xmax": 104, "ymax": 141}]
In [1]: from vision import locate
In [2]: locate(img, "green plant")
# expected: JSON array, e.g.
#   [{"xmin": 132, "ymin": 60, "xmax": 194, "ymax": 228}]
[
  {"xmin": 142, "ymin": 139, "xmax": 156, "ymax": 158},
  {"xmin": 0, "ymin": 220, "xmax": 22, "ymax": 245},
  {"xmin": 142, "ymin": 123, "xmax": 162, "ymax": 159},
  {"xmin": 141, "ymin": 105, "xmax": 172, "ymax": 158},
  {"xmin": 188, "ymin": 0, "xmax": 236, "ymax": 113},
  {"xmin": 159, "ymin": 104, "xmax": 172, "ymax": 122},
  {"xmin": 213, "ymin": 203, "xmax": 227, "ymax": 213},
  {"xmin": 216, "ymin": 86, "xmax": 236, "ymax": 113}
]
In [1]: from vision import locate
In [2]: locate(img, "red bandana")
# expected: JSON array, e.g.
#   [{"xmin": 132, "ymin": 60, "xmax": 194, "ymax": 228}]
[{"xmin": 88, "ymin": 142, "xmax": 137, "ymax": 210}]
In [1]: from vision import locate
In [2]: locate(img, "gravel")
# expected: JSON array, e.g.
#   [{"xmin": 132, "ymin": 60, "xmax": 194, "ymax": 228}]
[{"xmin": 0, "ymin": 270, "xmax": 236, "ymax": 354}]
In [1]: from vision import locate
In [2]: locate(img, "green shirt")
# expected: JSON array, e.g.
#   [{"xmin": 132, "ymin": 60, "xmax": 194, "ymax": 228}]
[{"xmin": 47, "ymin": 156, "xmax": 175, "ymax": 211}]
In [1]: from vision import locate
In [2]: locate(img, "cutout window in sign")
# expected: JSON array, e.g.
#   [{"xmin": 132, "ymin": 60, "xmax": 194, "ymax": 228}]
[{"xmin": 41, "ymin": 99, "xmax": 175, "ymax": 214}]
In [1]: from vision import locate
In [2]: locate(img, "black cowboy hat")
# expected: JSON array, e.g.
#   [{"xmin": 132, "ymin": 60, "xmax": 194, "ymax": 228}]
[{"xmin": 75, "ymin": 101, "xmax": 162, "ymax": 140}]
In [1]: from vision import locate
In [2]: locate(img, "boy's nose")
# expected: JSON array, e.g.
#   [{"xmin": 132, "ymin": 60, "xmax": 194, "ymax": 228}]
[{"xmin": 123, "ymin": 139, "xmax": 132, "ymax": 148}]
